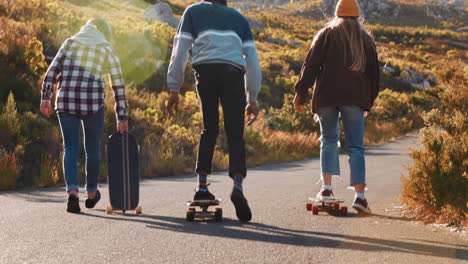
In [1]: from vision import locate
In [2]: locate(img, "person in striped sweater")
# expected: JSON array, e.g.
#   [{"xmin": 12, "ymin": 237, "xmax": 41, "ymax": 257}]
[{"xmin": 166, "ymin": 0, "xmax": 262, "ymax": 222}]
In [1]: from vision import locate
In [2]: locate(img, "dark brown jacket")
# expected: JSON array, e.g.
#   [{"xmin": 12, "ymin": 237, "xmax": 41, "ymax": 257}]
[{"xmin": 295, "ymin": 27, "xmax": 380, "ymax": 112}]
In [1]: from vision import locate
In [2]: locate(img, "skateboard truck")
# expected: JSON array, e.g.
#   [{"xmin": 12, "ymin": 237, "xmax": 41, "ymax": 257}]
[
  {"xmin": 306, "ymin": 197, "xmax": 348, "ymax": 216},
  {"xmin": 186, "ymin": 199, "xmax": 222, "ymax": 222}
]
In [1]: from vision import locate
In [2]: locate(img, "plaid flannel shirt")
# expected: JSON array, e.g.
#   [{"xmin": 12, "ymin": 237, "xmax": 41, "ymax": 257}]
[{"xmin": 41, "ymin": 39, "xmax": 128, "ymax": 120}]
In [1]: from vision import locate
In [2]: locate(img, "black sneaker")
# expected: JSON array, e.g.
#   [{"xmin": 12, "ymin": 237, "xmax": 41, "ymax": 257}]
[
  {"xmin": 67, "ymin": 195, "xmax": 81, "ymax": 213},
  {"xmin": 85, "ymin": 190, "xmax": 101, "ymax": 209},
  {"xmin": 352, "ymin": 197, "xmax": 372, "ymax": 214},
  {"xmin": 230, "ymin": 188, "xmax": 252, "ymax": 222},
  {"xmin": 193, "ymin": 190, "xmax": 215, "ymax": 201}
]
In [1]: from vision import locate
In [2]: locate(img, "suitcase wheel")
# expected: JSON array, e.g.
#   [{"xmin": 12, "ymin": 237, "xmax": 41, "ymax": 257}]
[
  {"xmin": 135, "ymin": 205, "xmax": 142, "ymax": 215},
  {"xmin": 106, "ymin": 205, "xmax": 113, "ymax": 215}
]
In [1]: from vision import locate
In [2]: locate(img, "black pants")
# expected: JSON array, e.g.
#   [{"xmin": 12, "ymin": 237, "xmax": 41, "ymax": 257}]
[{"xmin": 194, "ymin": 63, "xmax": 247, "ymax": 178}]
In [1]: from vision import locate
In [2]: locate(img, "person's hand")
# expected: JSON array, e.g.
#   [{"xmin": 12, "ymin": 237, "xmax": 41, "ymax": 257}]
[
  {"xmin": 40, "ymin": 101, "xmax": 51, "ymax": 118},
  {"xmin": 117, "ymin": 120, "xmax": 128, "ymax": 133},
  {"xmin": 245, "ymin": 101, "xmax": 258, "ymax": 126},
  {"xmin": 364, "ymin": 111, "xmax": 369, "ymax": 118},
  {"xmin": 293, "ymin": 93, "xmax": 304, "ymax": 112},
  {"xmin": 167, "ymin": 92, "xmax": 179, "ymax": 116}
]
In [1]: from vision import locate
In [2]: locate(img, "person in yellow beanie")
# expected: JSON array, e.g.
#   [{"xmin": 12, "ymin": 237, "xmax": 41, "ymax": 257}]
[{"xmin": 293, "ymin": 0, "xmax": 380, "ymax": 214}]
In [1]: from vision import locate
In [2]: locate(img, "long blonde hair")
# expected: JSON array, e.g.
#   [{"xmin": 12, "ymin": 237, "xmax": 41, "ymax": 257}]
[{"xmin": 327, "ymin": 17, "xmax": 373, "ymax": 72}]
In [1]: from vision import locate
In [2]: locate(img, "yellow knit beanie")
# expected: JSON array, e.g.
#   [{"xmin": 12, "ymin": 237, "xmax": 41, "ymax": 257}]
[{"xmin": 335, "ymin": 0, "xmax": 360, "ymax": 17}]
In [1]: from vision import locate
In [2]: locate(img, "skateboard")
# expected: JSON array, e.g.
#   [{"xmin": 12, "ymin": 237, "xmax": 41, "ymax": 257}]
[
  {"xmin": 306, "ymin": 197, "xmax": 348, "ymax": 216},
  {"xmin": 106, "ymin": 132, "xmax": 142, "ymax": 215},
  {"xmin": 185, "ymin": 199, "xmax": 222, "ymax": 222}
]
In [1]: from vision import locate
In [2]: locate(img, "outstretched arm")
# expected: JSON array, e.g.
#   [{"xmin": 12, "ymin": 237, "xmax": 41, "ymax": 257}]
[{"xmin": 294, "ymin": 28, "xmax": 329, "ymax": 105}]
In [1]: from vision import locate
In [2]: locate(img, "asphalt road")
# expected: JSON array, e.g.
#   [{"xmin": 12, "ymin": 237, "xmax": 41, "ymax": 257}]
[{"xmin": 1, "ymin": 134, "xmax": 467, "ymax": 263}]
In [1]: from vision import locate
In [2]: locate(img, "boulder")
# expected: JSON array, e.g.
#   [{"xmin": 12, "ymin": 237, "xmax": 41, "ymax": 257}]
[
  {"xmin": 143, "ymin": 2, "xmax": 179, "ymax": 28},
  {"xmin": 288, "ymin": 39, "xmax": 303, "ymax": 48},
  {"xmin": 382, "ymin": 65, "xmax": 395, "ymax": 74},
  {"xmin": 457, "ymin": 26, "xmax": 468, "ymax": 32},
  {"xmin": 246, "ymin": 17, "xmax": 265, "ymax": 33},
  {"xmin": 267, "ymin": 37, "xmax": 288, "ymax": 45},
  {"xmin": 421, "ymin": 80, "xmax": 431, "ymax": 89},
  {"xmin": 425, "ymin": 73, "xmax": 439, "ymax": 86},
  {"xmin": 266, "ymin": 36, "xmax": 303, "ymax": 48},
  {"xmin": 400, "ymin": 69, "xmax": 437, "ymax": 89},
  {"xmin": 400, "ymin": 69, "xmax": 416, "ymax": 83},
  {"xmin": 424, "ymin": 1, "xmax": 465, "ymax": 23}
]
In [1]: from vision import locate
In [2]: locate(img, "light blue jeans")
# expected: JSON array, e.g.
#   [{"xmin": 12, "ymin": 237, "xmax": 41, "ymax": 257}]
[
  {"xmin": 315, "ymin": 105, "xmax": 365, "ymax": 186},
  {"xmin": 57, "ymin": 107, "xmax": 104, "ymax": 193}
]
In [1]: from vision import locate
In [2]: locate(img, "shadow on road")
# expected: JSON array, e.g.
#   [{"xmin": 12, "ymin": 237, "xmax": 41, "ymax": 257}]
[
  {"xmin": 367, "ymin": 212, "xmax": 413, "ymax": 222},
  {"xmin": 82, "ymin": 212, "xmax": 467, "ymax": 260},
  {"xmin": 365, "ymin": 151, "xmax": 402, "ymax": 156},
  {"xmin": 2, "ymin": 188, "xmax": 65, "ymax": 203}
]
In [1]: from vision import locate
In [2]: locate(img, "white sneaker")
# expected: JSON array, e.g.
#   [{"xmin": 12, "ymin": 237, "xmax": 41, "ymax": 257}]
[{"xmin": 316, "ymin": 189, "xmax": 334, "ymax": 200}]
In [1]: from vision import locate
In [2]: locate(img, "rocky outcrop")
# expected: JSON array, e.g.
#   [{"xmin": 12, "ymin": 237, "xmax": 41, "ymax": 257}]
[
  {"xmin": 246, "ymin": 17, "xmax": 265, "ymax": 33},
  {"xmin": 320, "ymin": 0, "xmax": 400, "ymax": 19},
  {"xmin": 231, "ymin": 0, "xmax": 305, "ymax": 10},
  {"xmin": 424, "ymin": 2, "xmax": 466, "ymax": 24},
  {"xmin": 143, "ymin": 2, "xmax": 179, "ymax": 28},
  {"xmin": 267, "ymin": 37, "xmax": 303, "ymax": 48},
  {"xmin": 417, "ymin": 0, "xmax": 466, "ymax": 7},
  {"xmin": 381, "ymin": 64, "xmax": 439, "ymax": 90},
  {"xmin": 399, "ymin": 69, "xmax": 438, "ymax": 90}
]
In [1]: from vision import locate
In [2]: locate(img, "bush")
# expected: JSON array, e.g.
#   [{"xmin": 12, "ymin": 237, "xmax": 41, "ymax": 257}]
[
  {"xmin": 401, "ymin": 72, "xmax": 467, "ymax": 227},
  {"xmin": 371, "ymin": 89, "xmax": 411, "ymax": 121},
  {"xmin": 0, "ymin": 152, "xmax": 19, "ymax": 190},
  {"xmin": 0, "ymin": 0, "xmax": 463, "ymax": 193},
  {"xmin": 0, "ymin": 92, "xmax": 20, "ymax": 151},
  {"xmin": 269, "ymin": 94, "xmax": 318, "ymax": 133}
]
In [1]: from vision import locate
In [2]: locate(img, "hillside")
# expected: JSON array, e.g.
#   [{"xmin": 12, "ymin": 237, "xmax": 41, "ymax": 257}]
[{"xmin": 0, "ymin": 0, "xmax": 466, "ymax": 224}]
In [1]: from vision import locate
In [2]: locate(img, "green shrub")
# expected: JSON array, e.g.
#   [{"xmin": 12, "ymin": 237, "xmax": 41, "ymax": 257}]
[
  {"xmin": 0, "ymin": 152, "xmax": 19, "ymax": 190},
  {"xmin": 269, "ymin": 94, "xmax": 318, "ymax": 133},
  {"xmin": 371, "ymin": 89, "xmax": 410, "ymax": 121},
  {"xmin": 0, "ymin": 0, "xmax": 464, "ymax": 193},
  {"xmin": 402, "ymin": 73, "xmax": 467, "ymax": 227},
  {"xmin": 0, "ymin": 92, "xmax": 20, "ymax": 151}
]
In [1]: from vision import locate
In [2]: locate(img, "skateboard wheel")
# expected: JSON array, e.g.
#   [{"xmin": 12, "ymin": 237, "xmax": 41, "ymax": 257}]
[
  {"xmin": 214, "ymin": 207, "xmax": 222, "ymax": 222},
  {"xmin": 333, "ymin": 203, "xmax": 340, "ymax": 210},
  {"xmin": 312, "ymin": 206, "xmax": 319, "ymax": 215},
  {"xmin": 306, "ymin": 203, "xmax": 312, "ymax": 211},
  {"xmin": 106, "ymin": 205, "xmax": 113, "ymax": 215},
  {"xmin": 340, "ymin": 206, "xmax": 348, "ymax": 216},
  {"xmin": 135, "ymin": 205, "xmax": 142, "ymax": 215},
  {"xmin": 186, "ymin": 210, "xmax": 195, "ymax": 221}
]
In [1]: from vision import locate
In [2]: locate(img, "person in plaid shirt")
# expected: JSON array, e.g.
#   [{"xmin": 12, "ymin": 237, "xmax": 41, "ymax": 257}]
[{"xmin": 40, "ymin": 18, "xmax": 128, "ymax": 213}]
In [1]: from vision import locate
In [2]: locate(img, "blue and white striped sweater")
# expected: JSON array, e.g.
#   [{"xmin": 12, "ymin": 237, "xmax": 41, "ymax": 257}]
[{"xmin": 167, "ymin": 2, "xmax": 261, "ymax": 102}]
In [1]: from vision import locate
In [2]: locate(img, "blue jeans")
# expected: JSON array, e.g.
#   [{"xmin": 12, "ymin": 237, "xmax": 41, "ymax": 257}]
[
  {"xmin": 57, "ymin": 107, "xmax": 104, "ymax": 192},
  {"xmin": 315, "ymin": 105, "xmax": 365, "ymax": 185}
]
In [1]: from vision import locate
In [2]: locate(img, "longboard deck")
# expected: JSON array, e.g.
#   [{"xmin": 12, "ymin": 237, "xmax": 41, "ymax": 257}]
[
  {"xmin": 306, "ymin": 197, "xmax": 348, "ymax": 216},
  {"xmin": 187, "ymin": 199, "xmax": 221, "ymax": 207},
  {"xmin": 108, "ymin": 133, "xmax": 139, "ymax": 211},
  {"xmin": 308, "ymin": 197, "xmax": 344, "ymax": 204}
]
